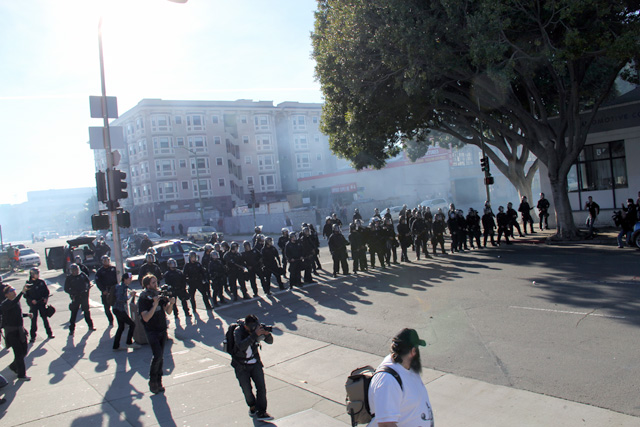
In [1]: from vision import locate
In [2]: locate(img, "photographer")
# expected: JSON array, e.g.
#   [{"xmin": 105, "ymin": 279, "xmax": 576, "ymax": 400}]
[
  {"xmin": 231, "ymin": 314, "xmax": 274, "ymax": 421},
  {"xmin": 138, "ymin": 274, "xmax": 175, "ymax": 394}
]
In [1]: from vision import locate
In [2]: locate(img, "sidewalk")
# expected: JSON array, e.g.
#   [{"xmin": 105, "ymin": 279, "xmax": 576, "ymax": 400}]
[{"xmin": 1, "ymin": 308, "xmax": 638, "ymax": 426}]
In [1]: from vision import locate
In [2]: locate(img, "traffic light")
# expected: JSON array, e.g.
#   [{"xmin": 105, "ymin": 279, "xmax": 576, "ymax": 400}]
[
  {"xmin": 91, "ymin": 214, "xmax": 110, "ymax": 230},
  {"xmin": 480, "ymin": 156, "xmax": 490, "ymax": 173},
  {"xmin": 117, "ymin": 211, "xmax": 131, "ymax": 228},
  {"xmin": 250, "ymin": 188, "xmax": 256, "ymax": 200},
  {"xmin": 95, "ymin": 171, "xmax": 108, "ymax": 202},
  {"xmin": 484, "ymin": 176, "xmax": 495, "ymax": 186},
  {"xmin": 107, "ymin": 168, "xmax": 128, "ymax": 201}
]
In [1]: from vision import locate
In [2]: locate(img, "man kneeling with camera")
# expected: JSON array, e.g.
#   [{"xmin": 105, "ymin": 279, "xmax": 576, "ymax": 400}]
[
  {"xmin": 138, "ymin": 274, "xmax": 175, "ymax": 394},
  {"xmin": 231, "ymin": 314, "xmax": 274, "ymax": 421}
]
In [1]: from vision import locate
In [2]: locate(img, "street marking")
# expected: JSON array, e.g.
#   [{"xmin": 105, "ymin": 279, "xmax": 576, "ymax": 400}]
[
  {"xmin": 172, "ymin": 350, "xmax": 190, "ymax": 355},
  {"xmin": 173, "ymin": 364, "xmax": 224, "ymax": 379},
  {"xmin": 509, "ymin": 306, "xmax": 625, "ymax": 319}
]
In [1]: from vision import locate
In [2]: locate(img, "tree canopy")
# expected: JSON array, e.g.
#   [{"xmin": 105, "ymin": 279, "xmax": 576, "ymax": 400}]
[{"xmin": 313, "ymin": 0, "xmax": 640, "ymax": 237}]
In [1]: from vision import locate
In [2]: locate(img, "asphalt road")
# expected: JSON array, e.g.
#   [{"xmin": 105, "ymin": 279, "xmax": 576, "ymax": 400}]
[{"xmin": 6, "ymin": 235, "xmax": 640, "ymax": 417}]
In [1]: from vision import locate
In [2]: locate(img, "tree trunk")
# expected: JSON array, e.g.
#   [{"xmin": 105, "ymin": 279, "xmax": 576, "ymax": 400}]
[{"xmin": 547, "ymin": 169, "xmax": 581, "ymax": 239}]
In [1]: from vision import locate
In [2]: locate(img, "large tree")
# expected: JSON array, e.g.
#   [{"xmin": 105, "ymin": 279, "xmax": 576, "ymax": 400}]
[{"xmin": 312, "ymin": 0, "xmax": 640, "ymax": 238}]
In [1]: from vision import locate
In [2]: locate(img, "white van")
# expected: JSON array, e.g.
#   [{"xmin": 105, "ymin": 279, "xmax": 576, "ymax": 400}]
[{"xmin": 187, "ymin": 226, "xmax": 217, "ymax": 242}]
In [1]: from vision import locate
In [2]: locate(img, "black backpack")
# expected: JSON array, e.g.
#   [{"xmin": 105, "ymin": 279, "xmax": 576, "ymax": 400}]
[
  {"xmin": 223, "ymin": 323, "xmax": 238, "ymax": 355},
  {"xmin": 345, "ymin": 365, "xmax": 402, "ymax": 426}
]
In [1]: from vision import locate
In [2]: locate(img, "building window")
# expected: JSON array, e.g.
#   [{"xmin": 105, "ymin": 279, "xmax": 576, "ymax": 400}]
[
  {"xmin": 136, "ymin": 117, "xmax": 144, "ymax": 130},
  {"xmin": 182, "ymin": 181, "xmax": 189, "ymax": 190},
  {"xmin": 568, "ymin": 140, "xmax": 627, "ymax": 193},
  {"xmin": 316, "ymin": 153, "xmax": 322, "ymax": 161},
  {"xmin": 214, "ymin": 136, "xmax": 221, "ymax": 145},
  {"xmin": 292, "ymin": 115, "xmax": 306, "ymax": 130},
  {"xmin": 259, "ymin": 174, "xmax": 276, "ymax": 191},
  {"xmin": 188, "ymin": 135, "xmax": 207, "ymax": 153},
  {"xmin": 258, "ymin": 154, "xmax": 275, "ymax": 172},
  {"xmin": 254, "ymin": 115, "xmax": 269, "ymax": 131},
  {"xmin": 128, "ymin": 143, "xmax": 137, "ymax": 156},
  {"xmin": 190, "ymin": 157, "xmax": 210, "ymax": 176},
  {"xmin": 294, "ymin": 135, "xmax": 308, "ymax": 150},
  {"xmin": 212, "ymin": 115, "xmax": 219, "ymax": 124},
  {"xmin": 175, "ymin": 116, "xmax": 182, "ymax": 125},
  {"xmin": 176, "ymin": 137, "xmax": 185, "ymax": 147},
  {"xmin": 151, "ymin": 114, "xmax": 171, "ymax": 132},
  {"xmin": 256, "ymin": 134, "xmax": 272, "ymax": 151},
  {"xmin": 186, "ymin": 114, "xmax": 205, "ymax": 131},
  {"xmin": 216, "ymin": 157, "xmax": 223, "ymax": 166},
  {"xmin": 155, "ymin": 159, "xmax": 176, "ymax": 177},
  {"xmin": 296, "ymin": 153, "xmax": 311, "ymax": 170},
  {"xmin": 138, "ymin": 139, "xmax": 147, "ymax": 154},
  {"xmin": 157, "ymin": 181, "xmax": 178, "ymax": 201},
  {"xmin": 179, "ymin": 159, "xmax": 187, "ymax": 168},
  {"xmin": 247, "ymin": 176, "xmax": 254, "ymax": 186},
  {"xmin": 245, "ymin": 156, "xmax": 252, "ymax": 165},
  {"xmin": 126, "ymin": 123, "xmax": 134, "ymax": 135},
  {"xmin": 192, "ymin": 179, "xmax": 212, "ymax": 197},
  {"xmin": 240, "ymin": 115, "xmax": 248, "ymax": 124},
  {"xmin": 314, "ymin": 134, "xmax": 320, "ymax": 144},
  {"xmin": 312, "ymin": 116, "xmax": 319, "ymax": 124},
  {"xmin": 153, "ymin": 136, "xmax": 173, "ymax": 155},
  {"xmin": 242, "ymin": 135, "xmax": 249, "ymax": 144},
  {"xmin": 218, "ymin": 178, "xmax": 225, "ymax": 187},
  {"xmin": 297, "ymin": 171, "xmax": 312, "ymax": 178}
]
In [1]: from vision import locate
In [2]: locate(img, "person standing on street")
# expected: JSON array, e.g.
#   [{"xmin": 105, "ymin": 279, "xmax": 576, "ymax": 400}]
[
  {"xmin": 95, "ymin": 255, "xmax": 117, "ymax": 326},
  {"xmin": 537, "ymin": 193, "xmax": 550, "ymax": 230},
  {"xmin": 184, "ymin": 251, "xmax": 213, "ymax": 312},
  {"xmin": 25, "ymin": 267, "xmax": 53, "ymax": 342},
  {"xmin": 1, "ymin": 284, "xmax": 32, "ymax": 381},
  {"xmin": 64, "ymin": 264, "xmax": 95, "ymax": 336},
  {"xmin": 368, "ymin": 328, "xmax": 434, "ymax": 427},
  {"xmin": 584, "ymin": 196, "xmax": 600, "ymax": 239},
  {"xmin": 164, "ymin": 258, "xmax": 191, "ymax": 317},
  {"xmin": 496, "ymin": 206, "xmax": 512, "ymax": 245},
  {"xmin": 506, "ymin": 202, "xmax": 524, "ymax": 237},
  {"xmin": 231, "ymin": 314, "xmax": 274, "ymax": 421},
  {"xmin": 518, "ymin": 196, "xmax": 536, "ymax": 234},
  {"xmin": 328, "ymin": 224, "xmax": 350, "ymax": 277},
  {"xmin": 138, "ymin": 274, "xmax": 175, "ymax": 394},
  {"xmin": 112, "ymin": 273, "xmax": 140, "ymax": 351},
  {"xmin": 138, "ymin": 252, "xmax": 163, "ymax": 283},
  {"xmin": 261, "ymin": 237, "xmax": 284, "ymax": 292},
  {"xmin": 224, "ymin": 242, "xmax": 251, "ymax": 301}
]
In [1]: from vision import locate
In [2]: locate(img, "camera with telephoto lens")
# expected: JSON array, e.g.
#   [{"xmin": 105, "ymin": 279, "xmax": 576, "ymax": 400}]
[{"xmin": 249, "ymin": 322, "xmax": 273, "ymax": 333}]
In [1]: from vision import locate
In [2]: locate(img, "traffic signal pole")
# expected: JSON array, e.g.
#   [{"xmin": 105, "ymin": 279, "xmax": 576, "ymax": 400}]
[{"xmin": 98, "ymin": 19, "xmax": 124, "ymax": 277}]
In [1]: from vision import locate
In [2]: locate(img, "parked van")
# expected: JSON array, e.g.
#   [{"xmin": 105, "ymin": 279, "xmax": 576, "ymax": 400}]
[{"xmin": 187, "ymin": 226, "xmax": 217, "ymax": 242}]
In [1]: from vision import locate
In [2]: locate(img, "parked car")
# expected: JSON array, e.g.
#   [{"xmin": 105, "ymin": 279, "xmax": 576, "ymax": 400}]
[
  {"xmin": 45, "ymin": 236, "xmax": 99, "ymax": 272},
  {"xmin": 39, "ymin": 231, "xmax": 59, "ymax": 240},
  {"xmin": 419, "ymin": 198, "xmax": 451, "ymax": 212},
  {"xmin": 124, "ymin": 240, "xmax": 205, "ymax": 275},
  {"xmin": 18, "ymin": 248, "xmax": 41, "ymax": 268},
  {"xmin": 186, "ymin": 226, "xmax": 217, "ymax": 242},
  {"xmin": 122, "ymin": 232, "xmax": 167, "ymax": 257}
]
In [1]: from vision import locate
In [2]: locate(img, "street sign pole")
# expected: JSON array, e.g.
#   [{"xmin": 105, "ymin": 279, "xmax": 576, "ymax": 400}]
[{"xmin": 98, "ymin": 18, "xmax": 124, "ymax": 277}]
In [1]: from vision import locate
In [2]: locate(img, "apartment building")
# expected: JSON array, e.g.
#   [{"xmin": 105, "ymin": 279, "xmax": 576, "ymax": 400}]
[{"xmin": 94, "ymin": 99, "xmax": 333, "ymax": 227}]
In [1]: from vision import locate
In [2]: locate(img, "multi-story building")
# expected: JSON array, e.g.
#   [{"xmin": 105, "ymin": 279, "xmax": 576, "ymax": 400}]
[{"xmin": 94, "ymin": 99, "xmax": 332, "ymax": 228}]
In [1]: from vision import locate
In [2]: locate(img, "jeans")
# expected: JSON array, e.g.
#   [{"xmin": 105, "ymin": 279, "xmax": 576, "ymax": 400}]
[
  {"xmin": 100, "ymin": 293, "xmax": 114, "ymax": 324},
  {"xmin": 617, "ymin": 229, "xmax": 631, "ymax": 247},
  {"xmin": 146, "ymin": 329, "xmax": 167, "ymax": 384},
  {"xmin": 586, "ymin": 216, "xmax": 596, "ymax": 236},
  {"xmin": 5, "ymin": 330, "xmax": 28, "ymax": 377},
  {"xmin": 113, "ymin": 309, "xmax": 135, "ymax": 349},
  {"xmin": 234, "ymin": 362, "xmax": 267, "ymax": 413}
]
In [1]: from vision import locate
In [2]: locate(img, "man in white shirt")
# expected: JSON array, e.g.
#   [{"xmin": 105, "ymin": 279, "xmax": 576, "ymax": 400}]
[{"xmin": 368, "ymin": 328, "xmax": 434, "ymax": 427}]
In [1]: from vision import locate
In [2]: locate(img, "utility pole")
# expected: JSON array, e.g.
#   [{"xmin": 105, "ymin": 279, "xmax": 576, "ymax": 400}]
[{"xmin": 477, "ymin": 97, "xmax": 493, "ymax": 203}]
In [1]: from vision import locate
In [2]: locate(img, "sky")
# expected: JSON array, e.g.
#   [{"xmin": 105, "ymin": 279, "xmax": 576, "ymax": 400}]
[{"xmin": 0, "ymin": 0, "xmax": 323, "ymax": 205}]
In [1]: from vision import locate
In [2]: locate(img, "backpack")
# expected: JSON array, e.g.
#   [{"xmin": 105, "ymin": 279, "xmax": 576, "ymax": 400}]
[
  {"xmin": 106, "ymin": 285, "xmax": 117, "ymax": 307},
  {"xmin": 345, "ymin": 365, "xmax": 403, "ymax": 426},
  {"xmin": 223, "ymin": 323, "xmax": 238, "ymax": 355}
]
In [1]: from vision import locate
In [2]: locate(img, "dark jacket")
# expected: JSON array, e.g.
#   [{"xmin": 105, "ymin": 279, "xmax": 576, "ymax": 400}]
[
  {"xmin": 0, "ymin": 292, "xmax": 28, "ymax": 330},
  {"xmin": 183, "ymin": 261, "xmax": 207, "ymax": 285},
  {"xmin": 139, "ymin": 262, "xmax": 163, "ymax": 282},
  {"xmin": 64, "ymin": 272, "xmax": 91, "ymax": 298},
  {"xmin": 241, "ymin": 249, "xmax": 262, "ymax": 270},
  {"xmin": 208, "ymin": 259, "xmax": 228, "ymax": 281},
  {"xmin": 95, "ymin": 265, "xmax": 118, "ymax": 292},
  {"xmin": 261, "ymin": 245, "xmax": 281, "ymax": 268},
  {"xmin": 25, "ymin": 278, "xmax": 49, "ymax": 307},
  {"xmin": 285, "ymin": 240, "xmax": 304, "ymax": 261},
  {"xmin": 164, "ymin": 269, "xmax": 188, "ymax": 296},
  {"xmin": 223, "ymin": 251, "xmax": 245, "ymax": 273},
  {"xmin": 328, "ymin": 232, "xmax": 349, "ymax": 256},
  {"xmin": 231, "ymin": 319, "xmax": 273, "ymax": 367}
]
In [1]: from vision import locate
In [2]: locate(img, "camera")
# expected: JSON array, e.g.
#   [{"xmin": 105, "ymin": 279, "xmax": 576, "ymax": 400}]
[
  {"xmin": 249, "ymin": 322, "xmax": 273, "ymax": 333},
  {"xmin": 158, "ymin": 284, "xmax": 174, "ymax": 300}
]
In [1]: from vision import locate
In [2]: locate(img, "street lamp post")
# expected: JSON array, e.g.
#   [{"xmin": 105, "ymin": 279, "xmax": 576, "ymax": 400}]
[{"xmin": 178, "ymin": 146, "xmax": 206, "ymax": 225}]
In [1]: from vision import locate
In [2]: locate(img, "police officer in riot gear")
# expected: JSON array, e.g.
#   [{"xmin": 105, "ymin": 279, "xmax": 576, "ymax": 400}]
[
  {"xmin": 184, "ymin": 251, "xmax": 213, "ymax": 312},
  {"xmin": 139, "ymin": 252, "xmax": 163, "ymax": 283},
  {"xmin": 224, "ymin": 242, "xmax": 251, "ymax": 301},
  {"xmin": 328, "ymin": 224, "xmax": 350, "ymax": 277},
  {"xmin": 164, "ymin": 258, "xmax": 191, "ymax": 318}
]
